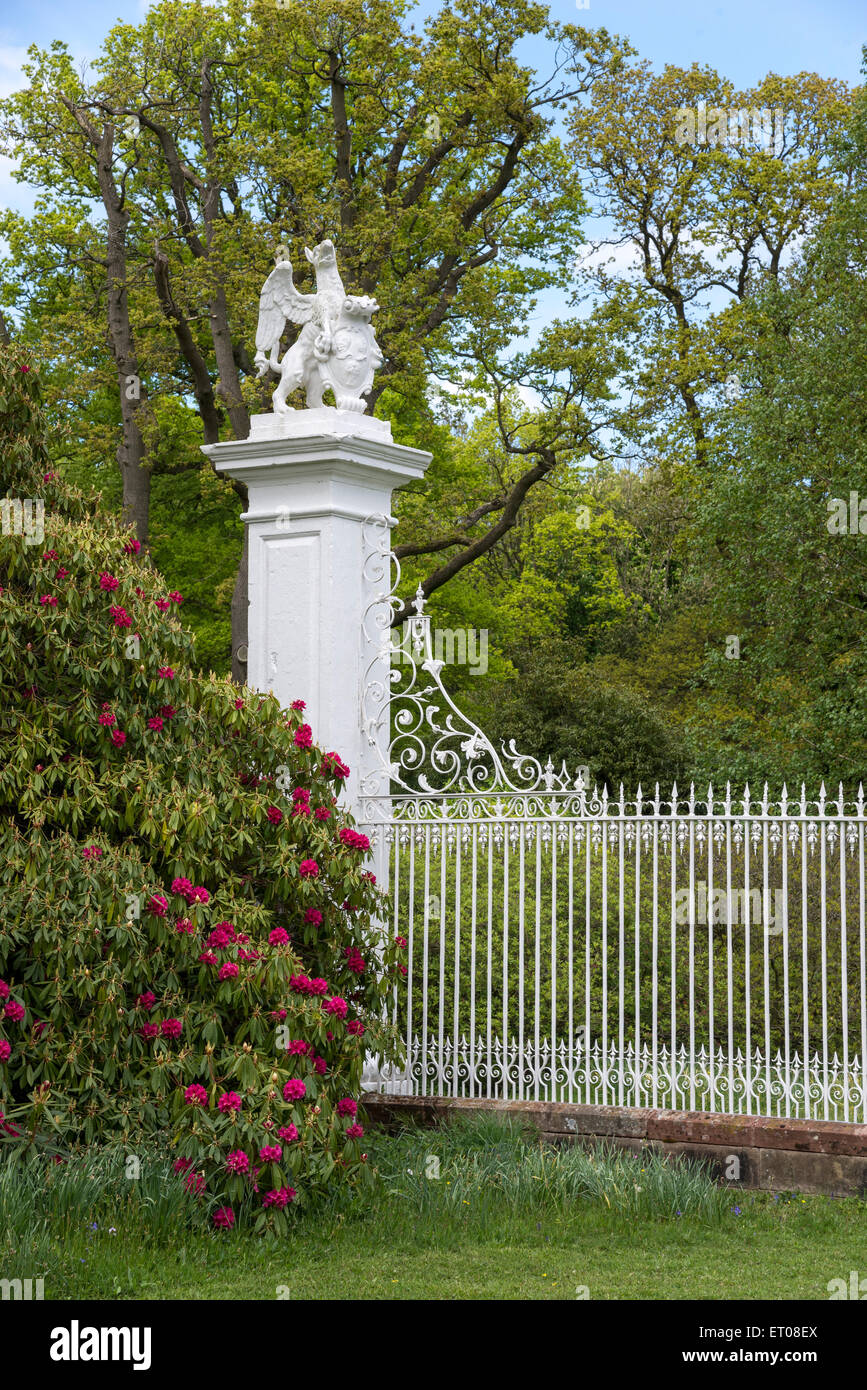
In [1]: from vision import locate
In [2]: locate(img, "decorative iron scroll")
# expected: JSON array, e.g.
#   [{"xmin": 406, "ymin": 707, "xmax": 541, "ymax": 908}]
[{"xmin": 359, "ymin": 513, "xmax": 590, "ymax": 803}]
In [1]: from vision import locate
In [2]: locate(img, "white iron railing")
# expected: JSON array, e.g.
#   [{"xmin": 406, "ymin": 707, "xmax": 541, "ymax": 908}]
[{"xmin": 357, "ymin": 517, "xmax": 867, "ymax": 1122}]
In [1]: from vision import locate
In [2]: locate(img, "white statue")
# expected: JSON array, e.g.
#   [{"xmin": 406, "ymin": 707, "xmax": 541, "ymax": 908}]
[{"xmin": 254, "ymin": 239, "xmax": 382, "ymax": 415}]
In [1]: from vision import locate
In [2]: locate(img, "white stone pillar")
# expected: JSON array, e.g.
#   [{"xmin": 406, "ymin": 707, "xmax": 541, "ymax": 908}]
[{"xmin": 202, "ymin": 409, "xmax": 431, "ymax": 815}]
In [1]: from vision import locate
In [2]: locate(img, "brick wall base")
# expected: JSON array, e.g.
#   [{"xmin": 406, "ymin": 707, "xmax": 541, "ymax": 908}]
[{"xmin": 362, "ymin": 1094, "xmax": 867, "ymax": 1197}]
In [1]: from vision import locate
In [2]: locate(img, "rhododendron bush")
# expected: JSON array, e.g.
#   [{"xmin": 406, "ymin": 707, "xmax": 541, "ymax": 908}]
[{"xmin": 0, "ymin": 345, "xmax": 404, "ymax": 1231}]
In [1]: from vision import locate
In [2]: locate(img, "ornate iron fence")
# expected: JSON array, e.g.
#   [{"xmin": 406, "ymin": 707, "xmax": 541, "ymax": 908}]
[{"xmin": 357, "ymin": 517, "xmax": 867, "ymax": 1122}]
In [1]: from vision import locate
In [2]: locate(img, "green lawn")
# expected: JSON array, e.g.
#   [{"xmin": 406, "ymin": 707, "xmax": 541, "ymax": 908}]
[{"xmin": 3, "ymin": 1117, "xmax": 866, "ymax": 1300}]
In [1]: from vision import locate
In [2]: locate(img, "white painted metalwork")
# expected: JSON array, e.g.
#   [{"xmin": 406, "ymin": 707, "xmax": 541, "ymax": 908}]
[{"xmin": 358, "ymin": 516, "xmax": 867, "ymax": 1121}]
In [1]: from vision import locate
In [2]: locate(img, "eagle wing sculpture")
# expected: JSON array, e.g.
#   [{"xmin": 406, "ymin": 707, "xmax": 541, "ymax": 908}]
[{"xmin": 254, "ymin": 258, "xmax": 314, "ymax": 377}]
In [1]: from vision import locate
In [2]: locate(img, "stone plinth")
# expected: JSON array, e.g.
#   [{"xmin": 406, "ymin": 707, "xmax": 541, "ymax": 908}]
[{"xmin": 202, "ymin": 409, "xmax": 431, "ymax": 812}]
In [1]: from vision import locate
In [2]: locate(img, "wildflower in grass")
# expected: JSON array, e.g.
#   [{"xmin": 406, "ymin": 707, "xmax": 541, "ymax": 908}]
[
  {"xmin": 218, "ymin": 1091, "xmax": 242, "ymax": 1113},
  {"xmin": 213, "ymin": 1206, "xmax": 235, "ymax": 1228},
  {"xmin": 184, "ymin": 1084, "xmax": 208, "ymax": 1106}
]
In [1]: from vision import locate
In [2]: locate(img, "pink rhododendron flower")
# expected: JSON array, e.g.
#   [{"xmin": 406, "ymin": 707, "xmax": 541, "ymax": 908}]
[
  {"xmin": 362, "ymin": 871, "xmax": 376, "ymax": 884},
  {"xmin": 123, "ymin": 537, "xmax": 142, "ymax": 555},
  {"xmin": 259, "ymin": 1145, "xmax": 283, "ymax": 1163},
  {"xmin": 269, "ymin": 927, "xmax": 290, "ymax": 945},
  {"xmin": 226, "ymin": 1150, "xmax": 250, "ymax": 1174},
  {"xmin": 290, "ymin": 699, "xmax": 305, "ymax": 711},
  {"xmin": 198, "ymin": 951, "xmax": 218, "ymax": 966},
  {"xmin": 147, "ymin": 716, "xmax": 164, "ymax": 732},
  {"xmin": 99, "ymin": 572, "xmax": 119, "ymax": 591},
  {"xmin": 213, "ymin": 1207, "xmax": 235, "ymax": 1228},
  {"xmin": 184, "ymin": 1171, "xmax": 206, "ymax": 1196},
  {"xmin": 83, "ymin": 845, "xmax": 102, "ymax": 860},
  {"xmin": 110, "ymin": 729, "xmax": 127, "ymax": 747},
  {"xmin": 39, "ymin": 594, "xmax": 58, "ymax": 607},
  {"xmin": 171, "ymin": 877, "xmax": 193, "ymax": 898},
  {"xmin": 109, "ymin": 605, "xmax": 131, "ymax": 627},
  {"xmin": 157, "ymin": 666, "xmax": 175, "ymax": 679},
  {"xmin": 277, "ymin": 1124, "xmax": 299, "ymax": 1143},
  {"xmin": 321, "ymin": 751, "xmax": 350, "ymax": 779},
  {"xmin": 155, "ymin": 598, "xmax": 170, "ymax": 612},
  {"xmin": 339, "ymin": 828, "xmax": 370, "ymax": 851},
  {"xmin": 184, "ymin": 1084, "xmax": 208, "ymax": 1106},
  {"xmin": 266, "ymin": 806, "xmax": 283, "ymax": 825},
  {"xmin": 218, "ymin": 1091, "xmax": 242, "ymax": 1113},
  {"xmin": 298, "ymin": 859, "xmax": 319, "ymax": 879},
  {"xmin": 139, "ymin": 1023, "xmax": 159, "ymax": 1039},
  {"xmin": 335, "ymin": 1098, "xmax": 357, "ymax": 1118},
  {"xmin": 159, "ymin": 704, "xmax": 176, "ymax": 719},
  {"xmin": 98, "ymin": 711, "xmax": 116, "ymax": 727},
  {"xmin": 263, "ymin": 1187, "xmax": 295, "ymax": 1208},
  {"xmin": 173, "ymin": 1157, "xmax": 194, "ymax": 1173},
  {"xmin": 56, "ymin": 567, "xmax": 69, "ymax": 579},
  {"xmin": 0, "ymin": 981, "xmax": 9, "ymax": 1001},
  {"xmin": 294, "ymin": 723, "xmax": 313, "ymax": 749},
  {"xmin": 136, "ymin": 992, "xmax": 156, "ymax": 1011},
  {"xmin": 218, "ymin": 962, "xmax": 239, "ymax": 981},
  {"xmin": 147, "ymin": 894, "xmax": 168, "ymax": 917},
  {"xmin": 189, "ymin": 886, "xmax": 209, "ymax": 904},
  {"xmin": 292, "ymin": 802, "xmax": 311, "ymax": 817},
  {"xmin": 160, "ymin": 1018, "xmax": 182, "ymax": 1039},
  {"xmin": 323, "ymin": 997, "xmax": 348, "ymax": 1019},
  {"xmin": 283, "ymin": 1078, "xmax": 306, "ymax": 1101},
  {"xmin": 234, "ymin": 697, "xmax": 244, "ymax": 709},
  {"xmin": 270, "ymin": 1008, "xmax": 287, "ymax": 1022},
  {"xmin": 395, "ymin": 935, "xmax": 407, "ymax": 949},
  {"xmin": 304, "ymin": 908, "xmax": 323, "ymax": 926},
  {"xmin": 344, "ymin": 947, "xmax": 365, "ymax": 974},
  {"xmin": 0, "ymin": 1040, "xmax": 10, "ymax": 1062},
  {"xmin": 43, "ymin": 550, "xmax": 58, "ymax": 561},
  {"xmin": 291, "ymin": 787, "xmax": 310, "ymax": 803},
  {"xmin": 4, "ymin": 1001, "xmax": 24, "ymax": 1022},
  {"xmin": 286, "ymin": 1039, "xmax": 312, "ymax": 1056},
  {"xmin": 313, "ymin": 1056, "xmax": 327, "ymax": 1076},
  {"xmin": 346, "ymin": 1124, "xmax": 364, "ymax": 1139},
  {"xmin": 169, "ymin": 590, "xmax": 183, "ymax": 604},
  {"xmin": 347, "ymin": 1019, "xmax": 365, "ymax": 1037},
  {"xmin": 175, "ymin": 916, "xmax": 194, "ymax": 934}
]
